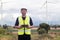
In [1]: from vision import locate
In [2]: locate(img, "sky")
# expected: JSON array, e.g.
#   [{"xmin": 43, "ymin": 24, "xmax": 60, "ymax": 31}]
[{"xmin": 0, "ymin": 0, "xmax": 60, "ymax": 26}]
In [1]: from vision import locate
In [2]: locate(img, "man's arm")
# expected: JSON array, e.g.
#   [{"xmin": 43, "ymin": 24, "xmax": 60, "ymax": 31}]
[
  {"xmin": 14, "ymin": 18, "xmax": 22, "ymax": 29},
  {"xmin": 27, "ymin": 17, "xmax": 33, "ymax": 28}
]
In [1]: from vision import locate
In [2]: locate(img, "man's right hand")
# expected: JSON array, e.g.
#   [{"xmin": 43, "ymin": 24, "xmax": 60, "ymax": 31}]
[{"xmin": 14, "ymin": 26, "xmax": 22, "ymax": 29}]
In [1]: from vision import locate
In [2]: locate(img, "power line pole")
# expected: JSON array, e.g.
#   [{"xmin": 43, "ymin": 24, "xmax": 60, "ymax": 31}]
[
  {"xmin": 46, "ymin": 0, "xmax": 48, "ymax": 24},
  {"xmin": 0, "ymin": 0, "xmax": 12, "ymax": 25},
  {"xmin": 0, "ymin": 0, "xmax": 3, "ymax": 20},
  {"xmin": 0, "ymin": 0, "xmax": 3, "ymax": 25}
]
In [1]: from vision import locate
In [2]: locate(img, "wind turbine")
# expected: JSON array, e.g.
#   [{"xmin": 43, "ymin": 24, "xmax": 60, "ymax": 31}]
[{"xmin": 40, "ymin": 0, "xmax": 56, "ymax": 24}]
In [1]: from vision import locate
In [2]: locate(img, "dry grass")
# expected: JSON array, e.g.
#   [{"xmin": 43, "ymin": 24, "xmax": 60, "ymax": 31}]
[{"xmin": 0, "ymin": 27, "xmax": 60, "ymax": 40}]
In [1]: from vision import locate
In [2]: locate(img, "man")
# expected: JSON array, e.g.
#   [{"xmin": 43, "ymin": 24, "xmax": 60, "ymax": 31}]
[{"xmin": 15, "ymin": 8, "xmax": 33, "ymax": 40}]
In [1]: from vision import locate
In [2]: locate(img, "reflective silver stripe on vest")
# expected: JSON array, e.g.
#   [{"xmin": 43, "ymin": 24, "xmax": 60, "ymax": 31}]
[
  {"xmin": 25, "ymin": 30, "xmax": 30, "ymax": 32},
  {"xmin": 18, "ymin": 30, "xmax": 24, "ymax": 32},
  {"xmin": 18, "ymin": 30, "xmax": 30, "ymax": 32}
]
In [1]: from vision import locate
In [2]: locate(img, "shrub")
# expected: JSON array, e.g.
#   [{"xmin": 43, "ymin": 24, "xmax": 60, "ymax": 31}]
[
  {"xmin": 0, "ymin": 28, "xmax": 6, "ymax": 34},
  {"xmin": 37, "ymin": 23, "xmax": 50, "ymax": 34},
  {"xmin": 38, "ymin": 28, "xmax": 46, "ymax": 34}
]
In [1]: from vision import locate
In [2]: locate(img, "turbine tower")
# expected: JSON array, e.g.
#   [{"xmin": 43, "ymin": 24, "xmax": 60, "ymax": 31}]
[{"xmin": 40, "ymin": 0, "xmax": 56, "ymax": 24}]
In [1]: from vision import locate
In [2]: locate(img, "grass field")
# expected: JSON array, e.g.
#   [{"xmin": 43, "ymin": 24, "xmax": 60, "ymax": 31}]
[{"xmin": 0, "ymin": 27, "xmax": 60, "ymax": 40}]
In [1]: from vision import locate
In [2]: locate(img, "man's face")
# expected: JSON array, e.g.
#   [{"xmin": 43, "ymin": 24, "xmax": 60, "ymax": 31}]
[{"xmin": 21, "ymin": 10, "xmax": 27, "ymax": 16}]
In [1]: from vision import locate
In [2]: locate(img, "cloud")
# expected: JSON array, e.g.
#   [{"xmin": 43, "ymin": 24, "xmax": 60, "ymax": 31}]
[{"xmin": 0, "ymin": 0, "xmax": 60, "ymax": 25}]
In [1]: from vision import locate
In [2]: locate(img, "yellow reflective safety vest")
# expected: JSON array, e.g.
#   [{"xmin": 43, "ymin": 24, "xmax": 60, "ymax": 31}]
[{"xmin": 18, "ymin": 16, "xmax": 31, "ymax": 35}]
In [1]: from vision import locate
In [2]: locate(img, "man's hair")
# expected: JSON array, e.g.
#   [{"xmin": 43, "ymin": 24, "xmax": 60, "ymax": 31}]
[{"xmin": 21, "ymin": 8, "xmax": 27, "ymax": 11}]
